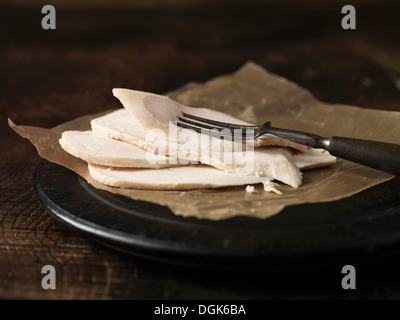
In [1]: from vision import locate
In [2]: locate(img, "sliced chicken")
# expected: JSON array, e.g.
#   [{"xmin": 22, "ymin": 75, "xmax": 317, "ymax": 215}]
[
  {"xmin": 59, "ymin": 131, "xmax": 176, "ymax": 168},
  {"xmin": 91, "ymin": 109, "xmax": 302, "ymax": 187},
  {"xmin": 61, "ymin": 129, "xmax": 335, "ymax": 173},
  {"xmin": 88, "ymin": 163, "xmax": 272, "ymax": 190},
  {"xmin": 112, "ymin": 88, "xmax": 307, "ymax": 152},
  {"xmin": 207, "ymin": 147, "xmax": 303, "ymax": 187},
  {"xmin": 91, "ymin": 109, "xmax": 157, "ymax": 152},
  {"xmin": 292, "ymin": 148, "xmax": 337, "ymax": 170},
  {"xmin": 87, "ymin": 89, "xmax": 337, "ymax": 188}
]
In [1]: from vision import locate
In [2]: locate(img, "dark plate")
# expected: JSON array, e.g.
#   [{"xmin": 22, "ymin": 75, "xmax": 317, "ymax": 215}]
[{"xmin": 33, "ymin": 160, "xmax": 400, "ymax": 268}]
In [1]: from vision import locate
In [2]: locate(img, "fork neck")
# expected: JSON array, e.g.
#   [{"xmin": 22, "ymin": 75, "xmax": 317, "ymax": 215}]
[{"xmin": 259, "ymin": 124, "xmax": 330, "ymax": 149}]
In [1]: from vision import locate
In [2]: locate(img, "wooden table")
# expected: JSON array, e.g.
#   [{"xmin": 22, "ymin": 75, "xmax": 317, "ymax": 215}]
[{"xmin": 2, "ymin": 1, "xmax": 400, "ymax": 299}]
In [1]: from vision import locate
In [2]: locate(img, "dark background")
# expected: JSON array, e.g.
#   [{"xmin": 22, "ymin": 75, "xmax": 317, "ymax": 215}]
[{"xmin": 1, "ymin": 0, "xmax": 400, "ymax": 299}]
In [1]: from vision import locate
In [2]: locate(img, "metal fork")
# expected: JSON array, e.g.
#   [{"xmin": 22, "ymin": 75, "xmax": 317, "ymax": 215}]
[{"xmin": 176, "ymin": 112, "xmax": 400, "ymax": 176}]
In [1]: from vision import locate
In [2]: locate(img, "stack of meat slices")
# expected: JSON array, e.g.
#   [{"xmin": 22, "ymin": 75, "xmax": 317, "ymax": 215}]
[{"xmin": 59, "ymin": 89, "xmax": 336, "ymax": 192}]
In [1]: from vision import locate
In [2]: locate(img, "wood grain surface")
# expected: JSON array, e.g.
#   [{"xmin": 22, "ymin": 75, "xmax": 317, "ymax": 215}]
[{"xmin": 1, "ymin": 1, "xmax": 400, "ymax": 299}]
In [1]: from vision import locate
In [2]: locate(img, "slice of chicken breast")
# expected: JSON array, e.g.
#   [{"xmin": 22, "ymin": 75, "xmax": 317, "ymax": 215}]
[
  {"xmin": 59, "ymin": 130, "xmax": 176, "ymax": 168},
  {"xmin": 88, "ymin": 163, "xmax": 271, "ymax": 190},
  {"xmin": 292, "ymin": 148, "xmax": 337, "ymax": 170}
]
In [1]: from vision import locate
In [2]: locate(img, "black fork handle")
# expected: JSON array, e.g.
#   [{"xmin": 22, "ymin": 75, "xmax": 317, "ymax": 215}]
[
  {"xmin": 327, "ymin": 137, "xmax": 400, "ymax": 176},
  {"xmin": 263, "ymin": 125, "xmax": 400, "ymax": 176}
]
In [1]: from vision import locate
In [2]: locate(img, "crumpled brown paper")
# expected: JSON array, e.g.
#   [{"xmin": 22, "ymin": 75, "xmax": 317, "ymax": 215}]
[{"xmin": 9, "ymin": 62, "xmax": 399, "ymax": 220}]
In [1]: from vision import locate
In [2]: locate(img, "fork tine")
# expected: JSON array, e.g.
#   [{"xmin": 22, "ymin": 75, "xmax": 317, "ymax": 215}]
[
  {"xmin": 175, "ymin": 121, "xmax": 255, "ymax": 140},
  {"xmin": 177, "ymin": 116, "xmax": 221, "ymax": 131},
  {"xmin": 180, "ymin": 113, "xmax": 257, "ymax": 130}
]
